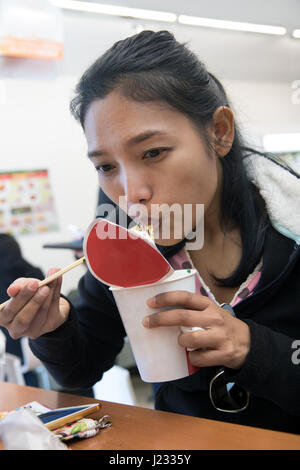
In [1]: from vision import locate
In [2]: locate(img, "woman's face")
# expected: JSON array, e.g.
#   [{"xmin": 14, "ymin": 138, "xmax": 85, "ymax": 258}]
[{"xmin": 84, "ymin": 90, "xmax": 221, "ymax": 246}]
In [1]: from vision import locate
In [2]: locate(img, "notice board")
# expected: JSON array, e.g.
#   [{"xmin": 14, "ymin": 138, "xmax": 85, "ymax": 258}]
[{"xmin": 0, "ymin": 169, "xmax": 59, "ymax": 236}]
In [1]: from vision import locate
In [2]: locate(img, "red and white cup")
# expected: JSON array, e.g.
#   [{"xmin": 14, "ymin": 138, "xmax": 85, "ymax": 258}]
[
  {"xmin": 110, "ymin": 269, "xmax": 200, "ymax": 383},
  {"xmin": 84, "ymin": 218, "xmax": 201, "ymax": 383}
]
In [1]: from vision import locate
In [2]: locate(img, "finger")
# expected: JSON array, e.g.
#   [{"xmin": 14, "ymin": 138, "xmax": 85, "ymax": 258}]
[
  {"xmin": 188, "ymin": 348, "xmax": 226, "ymax": 368},
  {"xmin": 46, "ymin": 267, "xmax": 61, "ymax": 277},
  {"xmin": 143, "ymin": 307, "xmax": 222, "ymax": 329},
  {"xmin": 28, "ymin": 269, "xmax": 62, "ymax": 337},
  {"xmin": 178, "ymin": 328, "xmax": 222, "ymax": 351},
  {"xmin": 44, "ymin": 267, "xmax": 62, "ymax": 309},
  {"xmin": 37, "ymin": 268, "xmax": 62, "ymax": 314},
  {"xmin": 51, "ymin": 272, "xmax": 63, "ymax": 304},
  {"xmin": 10, "ymin": 280, "xmax": 50, "ymax": 337},
  {"xmin": 9, "ymin": 286, "xmax": 51, "ymax": 339},
  {"xmin": 5, "ymin": 265, "xmax": 60, "ymax": 308},
  {"xmin": 147, "ymin": 290, "xmax": 211, "ymax": 311},
  {"xmin": 8, "ymin": 268, "xmax": 62, "ymax": 336},
  {"xmin": 31, "ymin": 268, "xmax": 60, "ymax": 309},
  {"xmin": 28, "ymin": 283, "xmax": 57, "ymax": 337},
  {"xmin": 6, "ymin": 278, "xmax": 35, "ymax": 298},
  {"xmin": 35, "ymin": 278, "xmax": 55, "ymax": 314},
  {"xmin": 1, "ymin": 268, "xmax": 61, "ymax": 329},
  {"xmin": 1, "ymin": 279, "xmax": 40, "ymax": 325},
  {"xmin": 29, "ymin": 268, "xmax": 61, "ymax": 320}
]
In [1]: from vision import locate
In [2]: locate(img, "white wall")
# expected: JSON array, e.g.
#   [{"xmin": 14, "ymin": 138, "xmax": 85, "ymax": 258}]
[
  {"xmin": 0, "ymin": 74, "xmax": 98, "ymax": 294},
  {"xmin": 1, "ymin": 11, "xmax": 299, "ymax": 295},
  {"xmin": 224, "ymin": 79, "xmax": 300, "ymax": 147}
]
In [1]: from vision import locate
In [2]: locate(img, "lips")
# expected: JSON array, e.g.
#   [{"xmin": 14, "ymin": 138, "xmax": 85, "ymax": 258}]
[
  {"xmin": 138, "ymin": 218, "xmax": 159, "ymax": 225},
  {"xmin": 137, "ymin": 218, "xmax": 161, "ymax": 231}
]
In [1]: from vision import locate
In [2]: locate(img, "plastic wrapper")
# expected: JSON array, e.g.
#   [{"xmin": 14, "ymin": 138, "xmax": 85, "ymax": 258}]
[{"xmin": 0, "ymin": 408, "xmax": 68, "ymax": 450}]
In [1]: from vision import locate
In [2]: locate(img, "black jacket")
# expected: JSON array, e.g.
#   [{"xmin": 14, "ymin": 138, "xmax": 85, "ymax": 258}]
[{"xmin": 30, "ymin": 155, "xmax": 300, "ymax": 434}]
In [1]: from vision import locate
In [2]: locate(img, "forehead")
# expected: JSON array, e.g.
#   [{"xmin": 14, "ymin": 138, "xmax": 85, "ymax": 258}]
[{"xmin": 83, "ymin": 91, "xmax": 191, "ymax": 142}]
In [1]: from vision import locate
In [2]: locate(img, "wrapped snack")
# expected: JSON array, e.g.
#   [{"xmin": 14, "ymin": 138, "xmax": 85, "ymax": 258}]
[{"xmin": 52, "ymin": 415, "xmax": 112, "ymax": 442}]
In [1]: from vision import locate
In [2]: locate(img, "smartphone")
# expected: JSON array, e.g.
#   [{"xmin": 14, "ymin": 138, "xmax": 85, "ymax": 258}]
[{"xmin": 38, "ymin": 403, "xmax": 101, "ymax": 430}]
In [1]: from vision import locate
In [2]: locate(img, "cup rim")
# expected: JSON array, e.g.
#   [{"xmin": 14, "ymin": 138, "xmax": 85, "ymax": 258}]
[{"xmin": 109, "ymin": 268, "xmax": 196, "ymax": 292}]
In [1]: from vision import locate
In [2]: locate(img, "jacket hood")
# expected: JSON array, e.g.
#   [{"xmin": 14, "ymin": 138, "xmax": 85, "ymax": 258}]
[{"xmin": 244, "ymin": 154, "xmax": 300, "ymax": 244}]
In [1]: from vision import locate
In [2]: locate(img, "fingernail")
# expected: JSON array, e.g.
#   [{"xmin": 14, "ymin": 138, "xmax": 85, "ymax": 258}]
[
  {"xmin": 147, "ymin": 297, "xmax": 156, "ymax": 307},
  {"xmin": 40, "ymin": 286, "xmax": 49, "ymax": 296},
  {"xmin": 28, "ymin": 280, "xmax": 38, "ymax": 291},
  {"xmin": 142, "ymin": 316, "xmax": 150, "ymax": 328},
  {"xmin": 7, "ymin": 283, "xmax": 15, "ymax": 292}
]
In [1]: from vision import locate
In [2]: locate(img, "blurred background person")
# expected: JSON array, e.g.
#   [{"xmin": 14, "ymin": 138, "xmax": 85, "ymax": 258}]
[
  {"xmin": 0, "ymin": 233, "xmax": 94, "ymax": 396},
  {"xmin": 0, "ymin": 233, "xmax": 44, "ymax": 386}
]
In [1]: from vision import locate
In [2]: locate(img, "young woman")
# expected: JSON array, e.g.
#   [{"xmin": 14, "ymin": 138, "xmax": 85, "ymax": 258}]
[{"xmin": 1, "ymin": 30, "xmax": 300, "ymax": 434}]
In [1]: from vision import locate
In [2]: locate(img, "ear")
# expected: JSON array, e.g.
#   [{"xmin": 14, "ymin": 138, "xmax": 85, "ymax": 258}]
[{"xmin": 209, "ymin": 106, "xmax": 235, "ymax": 158}]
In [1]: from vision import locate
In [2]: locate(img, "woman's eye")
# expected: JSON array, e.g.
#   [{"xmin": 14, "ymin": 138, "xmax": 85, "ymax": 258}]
[
  {"xmin": 95, "ymin": 164, "xmax": 113, "ymax": 174},
  {"xmin": 144, "ymin": 148, "xmax": 167, "ymax": 159}
]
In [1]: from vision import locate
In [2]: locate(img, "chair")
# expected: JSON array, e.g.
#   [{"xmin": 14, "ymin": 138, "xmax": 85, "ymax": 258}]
[
  {"xmin": 20, "ymin": 337, "xmax": 51, "ymax": 389},
  {"xmin": 93, "ymin": 365, "xmax": 137, "ymax": 406},
  {"xmin": 3, "ymin": 353, "xmax": 25, "ymax": 385},
  {"xmin": 1, "ymin": 337, "xmax": 50, "ymax": 388}
]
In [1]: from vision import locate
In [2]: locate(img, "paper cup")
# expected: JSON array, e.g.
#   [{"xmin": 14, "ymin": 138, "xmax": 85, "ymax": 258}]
[{"xmin": 110, "ymin": 269, "xmax": 200, "ymax": 383}]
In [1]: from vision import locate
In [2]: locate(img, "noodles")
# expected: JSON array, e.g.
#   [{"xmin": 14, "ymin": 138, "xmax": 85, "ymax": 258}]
[{"xmin": 132, "ymin": 224, "xmax": 155, "ymax": 241}]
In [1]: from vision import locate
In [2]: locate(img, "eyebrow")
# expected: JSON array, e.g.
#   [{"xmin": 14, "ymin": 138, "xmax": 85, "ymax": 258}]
[
  {"xmin": 87, "ymin": 130, "xmax": 168, "ymax": 158},
  {"xmin": 127, "ymin": 130, "xmax": 168, "ymax": 145},
  {"xmin": 88, "ymin": 149, "xmax": 106, "ymax": 158}
]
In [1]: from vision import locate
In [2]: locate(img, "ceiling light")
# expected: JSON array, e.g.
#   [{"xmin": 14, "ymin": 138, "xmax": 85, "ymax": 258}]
[
  {"xmin": 49, "ymin": 0, "xmax": 177, "ymax": 23},
  {"xmin": 178, "ymin": 15, "xmax": 286, "ymax": 36},
  {"xmin": 292, "ymin": 29, "xmax": 300, "ymax": 39},
  {"xmin": 263, "ymin": 133, "xmax": 300, "ymax": 152}
]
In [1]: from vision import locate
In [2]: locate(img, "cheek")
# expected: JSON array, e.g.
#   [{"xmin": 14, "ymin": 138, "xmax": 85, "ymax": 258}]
[
  {"xmin": 155, "ymin": 162, "xmax": 218, "ymax": 244},
  {"xmin": 176, "ymin": 153, "xmax": 218, "ymax": 207},
  {"xmin": 97, "ymin": 176, "xmax": 122, "ymax": 207}
]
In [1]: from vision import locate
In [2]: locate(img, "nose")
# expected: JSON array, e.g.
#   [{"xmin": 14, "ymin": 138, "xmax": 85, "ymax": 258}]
[{"xmin": 120, "ymin": 166, "xmax": 152, "ymax": 207}]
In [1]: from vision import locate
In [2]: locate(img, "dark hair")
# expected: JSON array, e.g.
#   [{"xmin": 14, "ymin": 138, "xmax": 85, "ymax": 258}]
[{"xmin": 70, "ymin": 30, "xmax": 296, "ymax": 287}]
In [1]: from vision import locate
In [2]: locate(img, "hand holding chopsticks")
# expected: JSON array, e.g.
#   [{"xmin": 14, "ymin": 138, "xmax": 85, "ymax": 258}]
[{"xmin": 0, "ymin": 256, "xmax": 85, "ymax": 312}]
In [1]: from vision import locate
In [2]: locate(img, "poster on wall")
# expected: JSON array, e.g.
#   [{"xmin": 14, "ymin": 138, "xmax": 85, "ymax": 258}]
[{"xmin": 0, "ymin": 169, "xmax": 59, "ymax": 236}]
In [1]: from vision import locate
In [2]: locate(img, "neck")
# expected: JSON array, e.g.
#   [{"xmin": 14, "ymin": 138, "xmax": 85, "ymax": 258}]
[{"xmin": 202, "ymin": 159, "xmax": 224, "ymax": 246}]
